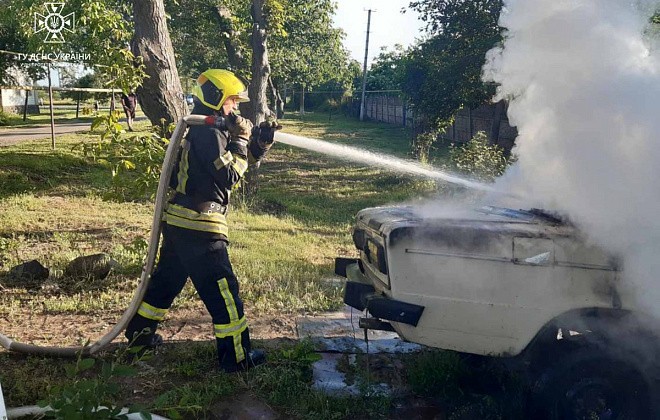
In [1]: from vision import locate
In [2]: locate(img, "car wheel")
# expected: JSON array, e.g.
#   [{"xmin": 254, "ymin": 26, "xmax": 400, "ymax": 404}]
[{"xmin": 528, "ymin": 348, "xmax": 652, "ymax": 420}]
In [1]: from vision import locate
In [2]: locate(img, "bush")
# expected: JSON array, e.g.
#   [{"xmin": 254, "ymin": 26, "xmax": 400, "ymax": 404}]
[
  {"xmin": 80, "ymin": 112, "xmax": 174, "ymax": 201},
  {"xmin": 448, "ymin": 131, "xmax": 514, "ymax": 182},
  {"xmin": 38, "ymin": 345, "xmax": 152, "ymax": 420},
  {"xmin": 0, "ymin": 110, "xmax": 9, "ymax": 126}
]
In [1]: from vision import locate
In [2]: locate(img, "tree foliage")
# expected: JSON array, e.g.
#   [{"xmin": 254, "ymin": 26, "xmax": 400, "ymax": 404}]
[
  {"xmin": 404, "ymin": 0, "xmax": 503, "ymax": 129},
  {"xmin": 61, "ymin": 73, "xmax": 103, "ymax": 101},
  {"xmin": 166, "ymin": 0, "xmax": 252, "ymax": 80},
  {"xmin": 167, "ymin": 0, "xmax": 352, "ymax": 101},
  {"xmin": 365, "ymin": 45, "xmax": 408, "ymax": 91},
  {"xmin": 81, "ymin": 111, "xmax": 174, "ymax": 201},
  {"xmin": 1, "ymin": 0, "xmax": 144, "ymax": 93},
  {"xmin": 269, "ymin": 0, "xmax": 350, "ymax": 90}
]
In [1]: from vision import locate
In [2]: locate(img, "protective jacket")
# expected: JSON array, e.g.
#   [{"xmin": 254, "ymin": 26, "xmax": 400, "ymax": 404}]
[{"xmin": 165, "ymin": 103, "xmax": 269, "ymax": 240}]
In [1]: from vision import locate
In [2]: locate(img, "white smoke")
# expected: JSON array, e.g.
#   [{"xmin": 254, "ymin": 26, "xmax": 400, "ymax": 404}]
[{"xmin": 484, "ymin": 0, "xmax": 660, "ymax": 306}]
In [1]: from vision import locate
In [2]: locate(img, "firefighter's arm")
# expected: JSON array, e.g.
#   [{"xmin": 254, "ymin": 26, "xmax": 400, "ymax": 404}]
[
  {"xmin": 206, "ymin": 115, "xmax": 252, "ymax": 189},
  {"xmin": 248, "ymin": 120, "xmax": 282, "ymax": 165}
]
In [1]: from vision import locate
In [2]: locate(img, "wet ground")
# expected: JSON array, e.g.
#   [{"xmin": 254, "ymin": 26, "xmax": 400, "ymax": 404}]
[{"xmin": 204, "ymin": 305, "xmax": 446, "ymax": 420}]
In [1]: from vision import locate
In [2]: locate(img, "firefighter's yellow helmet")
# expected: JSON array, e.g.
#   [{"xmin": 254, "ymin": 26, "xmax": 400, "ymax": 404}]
[{"xmin": 192, "ymin": 69, "xmax": 249, "ymax": 111}]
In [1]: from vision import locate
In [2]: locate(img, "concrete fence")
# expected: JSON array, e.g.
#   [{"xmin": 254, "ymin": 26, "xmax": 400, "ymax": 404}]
[
  {"xmin": 363, "ymin": 95, "xmax": 518, "ymax": 147},
  {"xmin": 363, "ymin": 95, "xmax": 414, "ymax": 127}
]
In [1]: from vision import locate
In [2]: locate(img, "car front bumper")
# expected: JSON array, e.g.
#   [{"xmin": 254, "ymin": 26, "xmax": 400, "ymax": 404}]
[{"xmin": 335, "ymin": 258, "xmax": 425, "ymax": 327}]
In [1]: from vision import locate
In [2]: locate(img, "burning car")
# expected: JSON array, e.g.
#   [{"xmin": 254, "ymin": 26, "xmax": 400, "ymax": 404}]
[{"xmin": 336, "ymin": 205, "xmax": 660, "ymax": 420}]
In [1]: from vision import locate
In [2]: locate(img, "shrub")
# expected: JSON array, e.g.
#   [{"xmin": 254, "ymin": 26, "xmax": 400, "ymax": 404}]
[
  {"xmin": 0, "ymin": 110, "xmax": 9, "ymax": 126},
  {"xmin": 448, "ymin": 131, "xmax": 514, "ymax": 182},
  {"xmin": 80, "ymin": 112, "xmax": 174, "ymax": 201},
  {"xmin": 38, "ymin": 343, "xmax": 152, "ymax": 420}
]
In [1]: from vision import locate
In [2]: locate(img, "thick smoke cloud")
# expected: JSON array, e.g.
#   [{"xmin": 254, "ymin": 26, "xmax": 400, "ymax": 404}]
[{"xmin": 483, "ymin": 0, "xmax": 660, "ymax": 305}]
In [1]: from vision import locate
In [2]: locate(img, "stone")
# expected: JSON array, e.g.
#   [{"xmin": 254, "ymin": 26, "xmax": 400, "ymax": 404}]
[
  {"xmin": 9, "ymin": 260, "xmax": 49, "ymax": 282},
  {"xmin": 65, "ymin": 253, "xmax": 117, "ymax": 280}
]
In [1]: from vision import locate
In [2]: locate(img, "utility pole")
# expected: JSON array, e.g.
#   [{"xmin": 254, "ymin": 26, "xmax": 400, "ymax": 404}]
[
  {"xmin": 47, "ymin": 62, "xmax": 55, "ymax": 150},
  {"xmin": 359, "ymin": 9, "xmax": 374, "ymax": 121}
]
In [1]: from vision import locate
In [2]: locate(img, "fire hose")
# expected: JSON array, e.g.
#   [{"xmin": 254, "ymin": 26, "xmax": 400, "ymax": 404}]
[{"xmin": 0, "ymin": 114, "xmax": 216, "ymax": 357}]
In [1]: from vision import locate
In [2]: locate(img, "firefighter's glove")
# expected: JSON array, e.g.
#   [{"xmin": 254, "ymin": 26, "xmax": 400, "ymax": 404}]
[
  {"xmin": 225, "ymin": 112, "xmax": 253, "ymax": 143},
  {"xmin": 251, "ymin": 119, "xmax": 283, "ymax": 149}
]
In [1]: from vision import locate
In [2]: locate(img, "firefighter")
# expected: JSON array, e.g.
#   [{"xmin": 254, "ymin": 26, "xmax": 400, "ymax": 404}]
[{"xmin": 125, "ymin": 69, "xmax": 280, "ymax": 373}]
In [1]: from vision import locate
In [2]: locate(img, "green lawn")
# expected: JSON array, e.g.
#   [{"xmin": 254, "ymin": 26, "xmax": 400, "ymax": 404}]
[
  {"xmin": 0, "ymin": 111, "xmax": 523, "ymax": 419},
  {"xmin": 0, "ymin": 111, "xmax": 445, "ymax": 417}
]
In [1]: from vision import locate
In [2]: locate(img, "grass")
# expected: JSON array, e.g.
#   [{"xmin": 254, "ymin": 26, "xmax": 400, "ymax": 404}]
[
  {"xmin": 0, "ymin": 110, "xmax": 442, "ymax": 417},
  {"xmin": 0, "ymin": 112, "xmax": 437, "ymax": 324},
  {"xmin": 0, "ymin": 110, "xmax": 521, "ymax": 419}
]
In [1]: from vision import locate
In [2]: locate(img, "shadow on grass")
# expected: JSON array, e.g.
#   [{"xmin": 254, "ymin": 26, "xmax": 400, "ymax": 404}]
[{"xmin": 0, "ymin": 151, "xmax": 109, "ymax": 199}]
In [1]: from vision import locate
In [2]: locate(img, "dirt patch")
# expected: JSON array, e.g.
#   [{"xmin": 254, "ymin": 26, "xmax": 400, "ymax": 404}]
[
  {"xmin": 208, "ymin": 392, "xmax": 280, "ymax": 420},
  {"xmin": 0, "ymin": 303, "xmax": 299, "ymax": 350}
]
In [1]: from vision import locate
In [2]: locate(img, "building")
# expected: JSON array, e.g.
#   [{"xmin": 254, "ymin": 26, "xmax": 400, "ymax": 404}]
[{"xmin": 0, "ymin": 68, "xmax": 40, "ymax": 114}]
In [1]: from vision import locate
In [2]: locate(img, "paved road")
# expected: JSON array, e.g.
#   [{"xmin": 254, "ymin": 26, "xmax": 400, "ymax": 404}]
[{"xmin": 0, "ymin": 117, "xmax": 147, "ymax": 147}]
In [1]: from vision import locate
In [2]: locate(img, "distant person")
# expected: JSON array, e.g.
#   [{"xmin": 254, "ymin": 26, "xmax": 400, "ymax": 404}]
[
  {"xmin": 94, "ymin": 101, "xmax": 100, "ymax": 112},
  {"xmin": 121, "ymin": 90, "xmax": 137, "ymax": 131}
]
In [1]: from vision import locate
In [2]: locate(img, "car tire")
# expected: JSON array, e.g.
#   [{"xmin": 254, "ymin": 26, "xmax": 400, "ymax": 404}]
[{"xmin": 527, "ymin": 347, "xmax": 653, "ymax": 420}]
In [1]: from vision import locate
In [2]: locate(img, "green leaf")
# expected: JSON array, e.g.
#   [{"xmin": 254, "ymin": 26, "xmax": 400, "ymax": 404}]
[
  {"xmin": 64, "ymin": 364, "xmax": 78, "ymax": 378},
  {"xmin": 91, "ymin": 118, "xmax": 103, "ymax": 131},
  {"xmin": 78, "ymin": 358, "xmax": 95, "ymax": 370},
  {"xmin": 128, "ymin": 345, "xmax": 146, "ymax": 354},
  {"xmin": 304, "ymin": 353, "xmax": 323, "ymax": 363},
  {"xmin": 167, "ymin": 408, "xmax": 183, "ymax": 420},
  {"xmin": 102, "ymin": 361, "xmax": 113, "ymax": 380},
  {"xmin": 140, "ymin": 412, "xmax": 153, "ymax": 420},
  {"xmin": 154, "ymin": 393, "xmax": 170, "ymax": 408}
]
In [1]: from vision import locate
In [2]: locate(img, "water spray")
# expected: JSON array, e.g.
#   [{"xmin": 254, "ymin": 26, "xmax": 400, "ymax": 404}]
[{"xmin": 274, "ymin": 132, "xmax": 498, "ymax": 193}]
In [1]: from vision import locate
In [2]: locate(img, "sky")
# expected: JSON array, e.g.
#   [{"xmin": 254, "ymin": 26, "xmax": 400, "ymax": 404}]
[{"xmin": 332, "ymin": 0, "xmax": 426, "ymax": 67}]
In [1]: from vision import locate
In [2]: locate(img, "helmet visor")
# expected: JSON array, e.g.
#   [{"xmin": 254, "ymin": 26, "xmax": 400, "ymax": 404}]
[{"xmin": 198, "ymin": 80, "xmax": 224, "ymax": 109}]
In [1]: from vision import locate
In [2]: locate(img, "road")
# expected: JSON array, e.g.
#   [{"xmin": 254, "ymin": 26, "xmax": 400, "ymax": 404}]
[{"xmin": 0, "ymin": 117, "xmax": 147, "ymax": 147}]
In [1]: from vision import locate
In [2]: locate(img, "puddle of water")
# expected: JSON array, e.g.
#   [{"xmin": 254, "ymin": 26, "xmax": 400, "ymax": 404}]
[
  {"xmin": 311, "ymin": 353, "xmax": 361, "ymax": 396},
  {"xmin": 300, "ymin": 306, "xmax": 422, "ymax": 397},
  {"xmin": 296, "ymin": 305, "xmax": 422, "ymax": 354}
]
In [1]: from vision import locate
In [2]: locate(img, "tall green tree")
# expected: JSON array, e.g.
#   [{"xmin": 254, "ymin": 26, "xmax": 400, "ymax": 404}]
[
  {"xmin": 2, "ymin": 0, "xmax": 144, "ymax": 94},
  {"xmin": 268, "ymin": 0, "xmax": 350, "ymax": 114},
  {"xmin": 404, "ymin": 0, "xmax": 503, "ymax": 130},
  {"xmin": 167, "ymin": 0, "xmax": 351, "ymax": 118},
  {"xmin": 365, "ymin": 45, "xmax": 408, "ymax": 91}
]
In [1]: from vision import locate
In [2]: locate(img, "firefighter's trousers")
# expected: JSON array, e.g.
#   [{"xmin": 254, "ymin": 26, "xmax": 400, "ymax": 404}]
[{"xmin": 125, "ymin": 225, "xmax": 250, "ymax": 371}]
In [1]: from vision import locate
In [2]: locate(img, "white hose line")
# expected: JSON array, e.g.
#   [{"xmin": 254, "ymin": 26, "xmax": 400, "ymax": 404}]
[
  {"xmin": 6, "ymin": 405, "xmax": 170, "ymax": 420},
  {"xmin": 0, "ymin": 115, "xmax": 209, "ymax": 356}
]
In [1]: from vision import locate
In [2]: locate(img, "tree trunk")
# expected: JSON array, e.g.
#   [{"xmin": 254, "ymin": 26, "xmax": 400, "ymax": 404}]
[
  {"xmin": 131, "ymin": 0, "xmax": 187, "ymax": 127},
  {"xmin": 268, "ymin": 76, "xmax": 284, "ymax": 119},
  {"xmin": 490, "ymin": 100, "xmax": 505, "ymax": 146},
  {"xmin": 214, "ymin": 5, "xmax": 247, "ymax": 70},
  {"xmin": 243, "ymin": 0, "xmax": 272, "ymax": 196},
  {"xmin": 246, "ymin": 0, "xmax": 271, "ymax": 125},
  {"xmin": 299, "ymin": 84, "xmax": 305, "ymax": 117}
]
